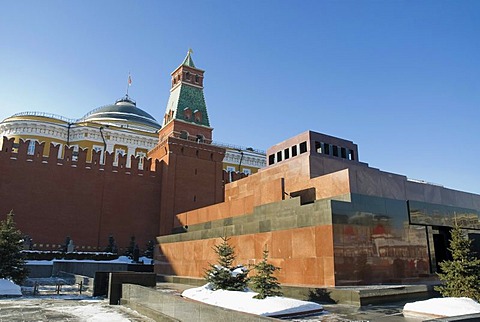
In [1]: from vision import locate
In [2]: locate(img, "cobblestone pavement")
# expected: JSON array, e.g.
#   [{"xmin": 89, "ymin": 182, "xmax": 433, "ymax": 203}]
[
  {"xmin": 0, "ymin": 296, "xmax": 427, "ymax": 322},
  {"xmin": 0, "ymin": 297, "xmax": 154, "ymax": 322},
  {"xmin": 0, "ymin": 277, "xmax": 153, "ymax": 322}
]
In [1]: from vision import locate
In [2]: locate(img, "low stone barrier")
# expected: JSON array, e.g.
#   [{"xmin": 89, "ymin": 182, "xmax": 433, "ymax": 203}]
[
  {"xmin": 27, "ymin": 261, "xmax": 153, "ymax": 279},
  {"xmin": 156, "ymin": 274, "xmax": 438, "ymax": 307},
  {"xmin": 424, "ymin": 314, "xmax": 480, "ymax": 322},
  {"xmin": 53, "ymin": 261, "xmax": 153, "ymax": 277},
  {"xmin": 121, "ymin": 284, "xmax": 277, "ymax": 322},
  {"xmin": 25, "ymin": 263, "xmax": 53, "ymax": 278}
]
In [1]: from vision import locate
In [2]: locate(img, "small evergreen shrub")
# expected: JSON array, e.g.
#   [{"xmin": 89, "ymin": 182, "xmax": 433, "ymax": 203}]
[
  {"xmin": 435, "ymin": 223, "xmax": 480, "ymax": 301},
  {"xmin": 124, "ymin": 236, "xmax": 136, "ymax": 259},
  {"xmin": 144, "ymin": 240, "xmax": 155, "ymax": 259},
  {"xmin": 205, "ymin": 236, "xmax": 249, "ymax": 291},
  {"xmin": 251, "ymin": 247, "xmax": 282, "ymax": 299},
  {"xmin": 104, "ymin": 235, "xmax": 118, "ymax": 254},
  {"xmin": 0, "ymin": 211, "xmax": 29, "ymax": 284}
]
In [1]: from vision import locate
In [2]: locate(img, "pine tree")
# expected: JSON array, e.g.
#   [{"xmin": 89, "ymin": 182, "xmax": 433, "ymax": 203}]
[
  {"xmin": 0, "ymin": 211, "xmax": 29, "ymax": 284},
  {"xmin": 251, "ymin": 247, "xmax": 282, "ymax": 299},
  {"xmin": 204, "ymin": 236, "xmax": 249, "ymax": 291},
  {"xmin": 124, "ymin": 236, "xmax": 136, "ymax": 259},
  {"xmin": 63, "ymin": 236, "xmax": 71, "ymax": 253},
  {"xmin": 435, "ymin": 223, "xmax": 480, "ymax": 301},
  {"xmin": 144, "ymin": 240, "xmax": 154, "ymax": 259},
  {"xmin": 105, "ymin": 235, "xmax": 117, "ymax": 253}
]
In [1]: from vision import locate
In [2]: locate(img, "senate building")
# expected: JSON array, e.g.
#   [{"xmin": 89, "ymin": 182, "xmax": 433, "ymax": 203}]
[{"xmin": 0, "ymin": 52, "xmax": 266, "ymax": 175}]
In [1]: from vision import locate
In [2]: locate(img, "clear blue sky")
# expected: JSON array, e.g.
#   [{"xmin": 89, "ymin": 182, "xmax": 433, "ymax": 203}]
[{"xmin": 1, "ymin": 1, "xmax": 479, "ymax": 194}]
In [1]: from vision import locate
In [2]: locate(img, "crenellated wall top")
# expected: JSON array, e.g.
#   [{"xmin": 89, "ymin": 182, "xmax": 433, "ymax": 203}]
[{"xmin": 0, "ymin": 136, "xmax": 162, "ymax": 176}]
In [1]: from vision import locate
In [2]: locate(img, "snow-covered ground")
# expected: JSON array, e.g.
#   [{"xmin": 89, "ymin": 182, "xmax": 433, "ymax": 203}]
[
  {"xmin": 182, "ymin": 283, "xmax": 323, "ymax": 317},
  {"xmin": 0, "ymin": 278, "xmax": 153, "ymax": 321},
  {"xmin": 4, "ymin": 271, "xmax": 480, "ymax": 321},
  {"xmin": 0, "ymin": 279, "xmax": 22, "ymax": 296},
  {"xmin": 183, "ymin": 283, "xmax": 480, "ymax": 320},
  {"xmin": 0, "ymin": 298, "xmax": 154, "ymax": 322},
  {"xmin": 403, "ymin": 297, "xmax": 480, "ymax": 319}
]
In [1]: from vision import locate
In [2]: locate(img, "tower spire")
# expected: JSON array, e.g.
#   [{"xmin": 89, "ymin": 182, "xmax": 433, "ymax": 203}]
[{"xmin": 182, "ymin": 49, "xmax": 195, "ymax": 68}]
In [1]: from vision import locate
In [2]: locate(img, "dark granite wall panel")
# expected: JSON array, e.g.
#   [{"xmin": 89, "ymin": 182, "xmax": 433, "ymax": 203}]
[
  {"xmin": 332, "ymin": 195, "xmax": 430, "ymax": 285},
  {"xmin": 408, "ymin": 200, "xmax": 480, "ymax": 229}
]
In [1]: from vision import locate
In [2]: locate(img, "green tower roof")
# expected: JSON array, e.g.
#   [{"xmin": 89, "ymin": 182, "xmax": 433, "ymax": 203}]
[
  {"xmin": 163, "ymin": 50, "xmax": 210, "ymax": 128},
  {"xmin": 166, "ymin": 85, "xmax": 209, "ymax": 127}
]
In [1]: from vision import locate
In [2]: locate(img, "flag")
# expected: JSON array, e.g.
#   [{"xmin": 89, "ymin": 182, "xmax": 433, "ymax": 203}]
[{"xmin": 128, "ymin": 74, "xmax": 132, "ymax": 86}]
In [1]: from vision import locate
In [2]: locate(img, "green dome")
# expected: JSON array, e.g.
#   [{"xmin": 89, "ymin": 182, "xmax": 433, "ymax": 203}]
[{"xmin": 82, "ymin": 96, "xmax": 161, "ymax": 132}]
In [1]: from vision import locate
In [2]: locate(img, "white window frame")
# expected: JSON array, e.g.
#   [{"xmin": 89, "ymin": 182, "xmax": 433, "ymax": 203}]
[
  {"xmin": 71, "ymin": 144, "xmax": 79, "ymax": 161},
  {"xmin": 136, "ymin": 151, "xmax": 146, "ymax": 170},
  {"xmin": 51, "ymin": 142, "xmax": 63, "ymax": 159},
  {"xmin": 27, "ymin": 139, "xmax": 36, "ymax": 155},
  {"xmin": 114, "ymin": 148, "xmax": 126, "ymax": 165},
  {"xmin": 93, "ymin": 145, "xmax": 104, "ymax": 163}
]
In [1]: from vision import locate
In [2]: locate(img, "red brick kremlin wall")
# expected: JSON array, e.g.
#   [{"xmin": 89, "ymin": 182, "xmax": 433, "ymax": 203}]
[
  {"xmin": 0, "ymin": 137, "xmax": 162, "ymax": 253},
  {"xmin": 148, "ymin": 136, "xmax": 226, "ymax": 236}
]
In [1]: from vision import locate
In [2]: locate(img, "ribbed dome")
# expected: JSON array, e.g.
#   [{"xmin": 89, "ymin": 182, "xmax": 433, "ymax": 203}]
[{"xmin": 82, "ymin": 96, "xmax": 161, "ymax": 132}]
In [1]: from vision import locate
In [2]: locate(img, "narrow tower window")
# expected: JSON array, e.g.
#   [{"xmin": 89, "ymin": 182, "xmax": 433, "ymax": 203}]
[
  {"xmin": 268, "ymin": 154, "xmax": 275, "ymax": 165},
  {"xmin": 324, "ymin": 144, "xmax": 330, "ymax": 155},
  {"xmin": 291, "ymin": 145, "xmax": 298, "ymax": 157},
  {"xmin": 299, "ymin": 141, "xmax": 307, "ymax": 154}
]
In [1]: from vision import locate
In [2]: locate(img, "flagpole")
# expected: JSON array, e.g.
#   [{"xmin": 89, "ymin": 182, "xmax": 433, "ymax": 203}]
[{"xmin": 126, "ymin": 72, "xmax": 132, "ymax": 98}]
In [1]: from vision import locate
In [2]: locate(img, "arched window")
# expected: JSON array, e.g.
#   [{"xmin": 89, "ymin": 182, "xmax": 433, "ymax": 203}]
[
  {"xmin": 194, "ymin": 110, "xmax": 202, "ymax": 123},
  {"xmin": 196, "ymin": 135, "xmax": 204, "ymax": 143},
  {"xmin": 180, "ymin": 131, "xmax": 189, "ymax": 139},
  {"xmin": 184, "ymin": 107, "xmax": 192, "ymax": 120}
]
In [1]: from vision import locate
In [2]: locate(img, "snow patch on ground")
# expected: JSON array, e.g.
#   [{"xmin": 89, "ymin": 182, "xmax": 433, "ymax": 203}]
[
  {"xmin": 0, "ymin": 279, "xmax": 22, "ymax": 296},
  {"xmin": 0, "ymin": 299, "xmax": 154, "ymax": 322},
  {"xmin": 403, "ymin": 297, "xmax": 480, "ymax": 318},
  {"xmin": 48, "ymin": 303, "xmax": 134, "ymax": 322},
  {"xmin": 26, "ymin": 260, "xmax": 54, "ymax": 265},
  {"xmin": 182, "ymin": 284, "xmax": 323, "ymax": 317}
]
